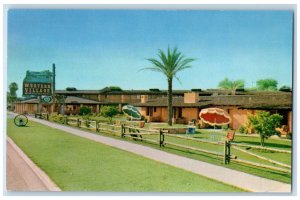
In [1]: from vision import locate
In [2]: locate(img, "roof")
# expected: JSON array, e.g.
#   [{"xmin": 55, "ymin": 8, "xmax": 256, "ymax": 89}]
[
  {"xmin": 55, "ymin": 90, "xmax": 101, "ymax": 94},
  {"xmin": 16, "ymin": 96, "xmax": 101, "ymax": 104},
  {"xmin": 55, "ymin": 89, "xmax": 189, "ymax": 95},
  {"xmin": 64, "ymin": 96, "xmax": 100, "ymax": 104},
  {"xmin": 17, "ymin": 98, "xmax": 39, "ymax": 104},
  {"xmin": 23, "ymin": 70, "xmax": 52, "ymax": 83},
  {"xmin": 132, "ymin": 92, "xmax": 292, "ymax": 110}
]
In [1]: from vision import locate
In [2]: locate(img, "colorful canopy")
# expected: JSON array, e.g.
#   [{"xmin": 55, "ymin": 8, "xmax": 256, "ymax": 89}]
[
  {"xmin": 122, "ymin": 105, "xmax": 142, "ymax": 120},
  {"xmin": 199, "ymin": 108, "xmax": 231, "ymax": 126}
]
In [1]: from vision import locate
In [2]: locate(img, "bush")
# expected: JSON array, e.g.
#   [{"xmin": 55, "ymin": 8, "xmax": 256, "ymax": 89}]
[
  {"xmin": 100, "ymin": 106, "xmax": 119, "ymax": 122},
  {"xmin": 248, "ymin": 111, "xmax": 283, "ymax": 146},
  {"xmin": 238, "ymin": 125, "xmax": 248, "ymax": 134},
  {"xmin": 79, "ymin": 106, "xmax": 92, "ymax": 116},
  {"xmin": 286, "ymin": 132, "xmax": 292, "ymax": 140},
  {"xmin": 221, "ymin": 124, "xmax": 229, "ymax": 130},
  {"xmin": 49, "ymin": 113, "xmax": 66, "ymax": 124}
]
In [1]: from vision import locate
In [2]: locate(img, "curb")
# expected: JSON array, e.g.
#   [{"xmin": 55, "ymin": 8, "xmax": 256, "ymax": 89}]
[{"xmin": 7, "ymin": 137, "xmax": 61, "ymax": 191}]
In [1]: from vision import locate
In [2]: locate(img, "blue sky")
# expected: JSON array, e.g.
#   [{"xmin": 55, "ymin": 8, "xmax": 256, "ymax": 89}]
[{"xmin": 7, "ymin": 10, "xmax": 293, "ymax": 96}]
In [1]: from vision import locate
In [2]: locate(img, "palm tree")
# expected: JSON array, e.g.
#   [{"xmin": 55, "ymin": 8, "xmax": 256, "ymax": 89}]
[
  {"xmin": 143, "ymin": 47, "xmax": 195, "ymax": 126},
  {"xmin": 218, "ymin": 78, "xmax": 244, "ymax": 95}
]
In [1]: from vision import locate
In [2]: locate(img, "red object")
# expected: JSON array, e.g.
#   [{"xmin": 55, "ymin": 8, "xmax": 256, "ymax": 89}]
[{"xmin": 199, "ymin": 108, "xmax": 231, "ymax": 126}]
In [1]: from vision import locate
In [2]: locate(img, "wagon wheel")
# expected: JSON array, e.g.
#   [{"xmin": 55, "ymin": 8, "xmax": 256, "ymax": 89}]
[{"xmin": 14, "ymin": 114, "xmax": 28, "ymax": 127}]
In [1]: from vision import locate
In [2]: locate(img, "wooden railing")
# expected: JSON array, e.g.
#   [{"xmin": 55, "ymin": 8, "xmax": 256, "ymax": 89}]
[{"xmin": 42, "ymin": 115, "xmax": 291, "ymax": 174}]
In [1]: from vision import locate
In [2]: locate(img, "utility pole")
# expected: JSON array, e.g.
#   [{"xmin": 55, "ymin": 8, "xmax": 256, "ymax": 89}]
[
  {"xmin": 52, "ymin": 63, "xmax": 56, "ymax": 113},
  {"xmin": 52, "ymin": 63, "xmax": 56, "ymax": 94}
]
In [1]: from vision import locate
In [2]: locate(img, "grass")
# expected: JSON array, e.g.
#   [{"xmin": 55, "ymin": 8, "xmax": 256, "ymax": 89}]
[
  {"xmin": 6, "ymin": 119, "xmax": 245, "ymax": 192},
  {"xmin": 137, "ymin": 130, "xmax": 292, "ymax": 183},
  {"xmin": 68, "ymin": 123, "xmax": 291, "ymax": 184}
]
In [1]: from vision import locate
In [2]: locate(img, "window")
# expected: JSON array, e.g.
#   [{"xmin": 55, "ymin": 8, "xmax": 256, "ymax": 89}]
[
  {"xmin": 148, "ymin": 107, "xmax": 153, "ymax": 116},
  {"xmin": 154, "ymin": 107, "xmax": 157, "ymax": 112},
  {"xmin": 178, "ymin": 108, "xmax": 182, "ymax": 118},
  {"xmin": 137, "ymin": 95, "xmax": 141, "ymax": 99}
]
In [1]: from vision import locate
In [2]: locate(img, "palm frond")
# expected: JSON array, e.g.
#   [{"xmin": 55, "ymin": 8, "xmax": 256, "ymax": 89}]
[{"xmin": 144, "ymin": 47, "xmax": 195, "ymax": 81}]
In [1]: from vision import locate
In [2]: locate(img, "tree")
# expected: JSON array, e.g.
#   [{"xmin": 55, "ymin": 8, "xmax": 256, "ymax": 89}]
[
  {"xmin": 256, "ymin": 79, "xmax": 278, "ymax": 91},
  {"xmin": 248, "ymin": 111, "xmax": 283, "ymax": 146},
  {"xmin": 143, "ymin": 47, "xmax": 195, "ymax": 126},
  {"xmin": 100, "ymin": 106, "xmax": 119, "ymax": 122},
  {"xmin": 218, "ymin": 78, "xmax": 245, "ymax": 94},
  {"xmin": 7, "ymin": 82, "xmax": 18, "ymax": 103}
]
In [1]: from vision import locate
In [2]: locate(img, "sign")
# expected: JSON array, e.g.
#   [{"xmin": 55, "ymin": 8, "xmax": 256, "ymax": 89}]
[
  {"xmin": 23, "ymin": 70, "xmax": 53, "ymax": 95},
  {"xmin": 23, "ymin": 83, "xmax": 52, "ymax": 95},
  {"xmin": 42, "ymin": 96, "xmax": 52, "ymax": 103}
]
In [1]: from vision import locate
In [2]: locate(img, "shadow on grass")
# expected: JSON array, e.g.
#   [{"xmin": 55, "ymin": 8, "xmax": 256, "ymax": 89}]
[{"xmin": 235, "ymin": 140, "xmax": 291, "ymax": 149}]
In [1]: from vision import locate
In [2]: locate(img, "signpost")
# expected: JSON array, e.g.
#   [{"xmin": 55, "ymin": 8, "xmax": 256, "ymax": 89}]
[{"xmin": 22, "ymin": 65, "xmax": 55, "ymax": 113}]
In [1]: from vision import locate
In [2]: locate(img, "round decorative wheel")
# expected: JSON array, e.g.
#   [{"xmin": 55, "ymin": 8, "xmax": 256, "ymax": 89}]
[{"xmin": 14, "ymin": 114, "xmax": 28, "ymax": 127}]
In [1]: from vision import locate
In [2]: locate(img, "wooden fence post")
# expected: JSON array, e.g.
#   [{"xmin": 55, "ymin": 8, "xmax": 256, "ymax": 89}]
[
  {"xmin": 224, "ymin": 140, "xmax": 227, "ymax": 164},
  {"xmin": 65, "ymin": 116, "xmax": 68, "ymax": 125},
  {"xmin": 224, "ymin": 140, "xmax": 231, "ymax": 164},
  {"xmin": 96, "ymin": 121, "xmax": 99, "ymax": 132},
  {"xmin": 77, "ymin": 118, "xmax": 80, "ymax": 127},
  {"xmin": 227, "ymin": 141, "xmax": 231, "ymax": 164},
  {"xmin": 121, "ymin": 124, "xmax": 124, "ymax": 137},
  {"xmin": 159, "ymin": 129, "xmax": 165, "ymax": 147}
]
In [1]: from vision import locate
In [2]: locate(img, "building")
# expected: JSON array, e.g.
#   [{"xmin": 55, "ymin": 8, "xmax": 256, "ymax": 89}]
[
  {"xmin": 132, "ymin": 90, "xmax": 292, "ymax": 132},
  {"xmin": 12, "ymin": 88, "xmax": 292, "ymax": 133},
  {"xmin": 13, "ymin": 87, "xmax": 189, "ymax": 115},
  {"xmin": 13, "ymin": 96, "xmax": 102, "ymax": 115}
]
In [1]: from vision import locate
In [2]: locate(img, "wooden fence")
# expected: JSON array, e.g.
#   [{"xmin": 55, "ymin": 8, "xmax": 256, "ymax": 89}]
[{"xmin": 40, "ymin": 115, "xmax": 291, "ymax": 174}]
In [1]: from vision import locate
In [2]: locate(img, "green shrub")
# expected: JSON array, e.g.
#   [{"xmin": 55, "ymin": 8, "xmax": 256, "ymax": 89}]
[
  {"xmin": 49, "ymin": 113, "xmax": 66, "ymax": 124},
  {"xmin": 100, "ymin": 106, "xmax": 119, "ymax": 122},
  {"xmin": 286, "ymin": 132, "xmax": 292, "ymax": 140},
  {"xmin": 248, "ymin": 111, "xmax": 283, "ymax": 146},
  {"xmin": 238, "ymin": 125, "xmax": 247, "ymax": 134},
  {"xmin": 79, "ymin": 106, "xmax": 92, "ymax": 116},
  {"xmin": 221, "ymin": 124, "xmax": 229, "ymax": 130}
]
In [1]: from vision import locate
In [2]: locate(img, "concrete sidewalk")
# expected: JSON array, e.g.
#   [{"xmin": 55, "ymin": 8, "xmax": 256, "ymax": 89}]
[
  {"xmin": 8, "ymin": 113, "xmax": 291, "ymax": 192},
  {"xmin": 6, "ymin": 137, "xmax": 61, "ymax": 191}
]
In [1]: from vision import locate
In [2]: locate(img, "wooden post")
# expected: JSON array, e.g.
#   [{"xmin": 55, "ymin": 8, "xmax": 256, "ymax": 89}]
[
  {"xmin": 96, "ymin": 121, "xmax": 99, "ymax": 132},
  {"xmin": 159, "ymin": 129, "xmax": 164, "ymax": 147},
  {"xmin": 77, "ymin": 118, "xmax": 80, "ymax": 127},
  {"xmin": 224, "ymin": 140, "xmax": 227, "ymax": 164},
  {"xmin": 121, "ymin": 124, "xmax": 124, "ymax": 137},
  {"xmin": 224, "ymin": 140, "xmax": 231, "ymax": 164},
  {"xmin": 65, "ymin": 116, "xmax": 68, "ymax": 125},
  {"xmin": 227, "ymin": 141, "xmax": 231, "ymax": 164}
]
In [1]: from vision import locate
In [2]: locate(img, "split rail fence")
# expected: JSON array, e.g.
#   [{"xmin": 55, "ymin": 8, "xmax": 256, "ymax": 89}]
[{"xmin": 36, "ymin": 115, "xmax": 291, "ymax": 174}]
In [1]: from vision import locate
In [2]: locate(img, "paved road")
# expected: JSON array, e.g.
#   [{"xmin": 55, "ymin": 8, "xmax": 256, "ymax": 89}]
[
  {"xmin": 6, "ymin": 137, "xmax": 60, "ymax": 192},
  {"xmin": 7, "ymin": 112, "xmax": 292, "ymax": 193},
  {"xmin": 6, "ymin": 139, "xmax": 49, "ymax": 191}
]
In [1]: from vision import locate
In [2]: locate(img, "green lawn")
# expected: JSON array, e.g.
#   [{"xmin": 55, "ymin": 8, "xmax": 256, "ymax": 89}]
[
  {"xmin": 7, "ymin": 119, "xmax": 245, "ymax": 192},
  {"xmin": 136, "ymin": 132, "xmax": 291, "ymax": 184},
  {"xmin": 74, "ymin": 124, "xmax": 291, "ymax": 184},
  {"xmin": 51, "ymin": 119, "xmax": 292, "ymax": 183}
]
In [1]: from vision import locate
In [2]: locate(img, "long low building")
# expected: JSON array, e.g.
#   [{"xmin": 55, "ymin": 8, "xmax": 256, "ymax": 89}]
[
  {"xmin": 133, "ymin": 91, "xmax": 292, "ymax": 133},
  {"xmin": 12, "ymin": 88, "xmax": 292, "ymax": 133}
]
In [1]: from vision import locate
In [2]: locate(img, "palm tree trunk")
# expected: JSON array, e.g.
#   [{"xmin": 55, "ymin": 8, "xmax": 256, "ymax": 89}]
[{"xmin": 168, "ymin": 77, "xmax": 173, "ymax": 126}]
